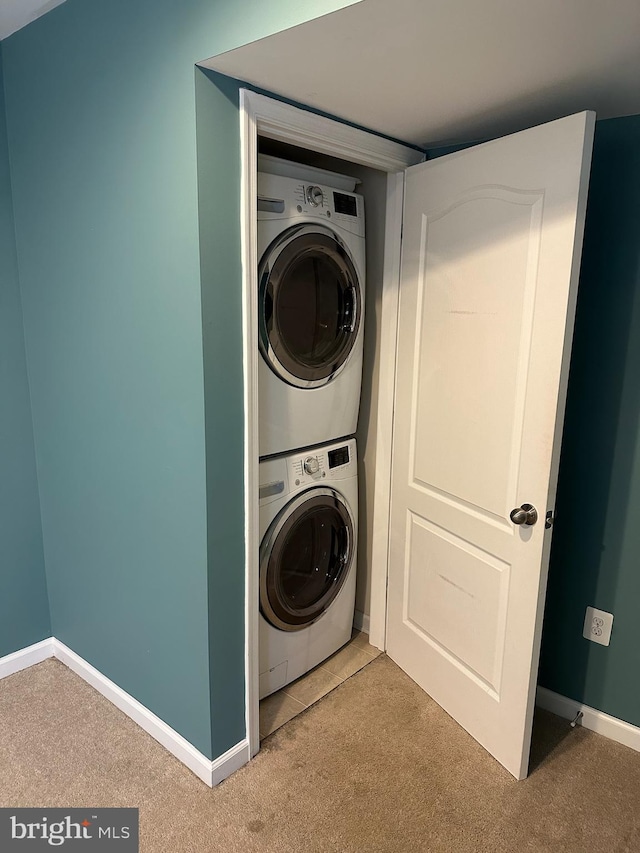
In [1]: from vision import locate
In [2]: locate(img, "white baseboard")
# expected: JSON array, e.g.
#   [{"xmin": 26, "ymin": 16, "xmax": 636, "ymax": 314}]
[
  {"xmin": 353, "ymin": 609, "xmax": 370, "ymax": 635},
  {"xmin": 211, "ymin": 739, "xmax": 251, "ymax": 786},
  {"xmin": 0, "ymin": 638, "xmax": 54, "ymax": 680},
  {"xmin": 0, "ymin": 638, "xmax": 249, "ymax": 787},
  {"xmin": 536, "ymin": 686, "xmax": 640, "ymax": 754}
]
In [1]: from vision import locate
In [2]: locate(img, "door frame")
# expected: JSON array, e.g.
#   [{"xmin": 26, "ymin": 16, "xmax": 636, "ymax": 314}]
[{"xmin": 239, "ymin": 89, "xmax": 423, "ymax": 757}]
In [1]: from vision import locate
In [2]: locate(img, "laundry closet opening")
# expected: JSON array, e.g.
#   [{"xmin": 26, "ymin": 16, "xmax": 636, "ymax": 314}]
[{"xmin": 238, "ymin": 89, "xmax": 423, "ymax": 759}]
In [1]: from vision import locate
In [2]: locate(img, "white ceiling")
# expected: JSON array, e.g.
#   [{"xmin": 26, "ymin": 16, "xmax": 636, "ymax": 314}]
[
  {"xmin": 0, "ymin": 0, "xmax": 66, "ymax": 40},
  {"xmin": 201, "ymin": 0, "xmax": 640, "ymax": 147}
]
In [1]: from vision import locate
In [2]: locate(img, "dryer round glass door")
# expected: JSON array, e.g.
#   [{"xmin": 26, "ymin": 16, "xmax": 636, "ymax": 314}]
[
  {"xmin": 260, "ymin": 487, "xmax": 355, "ymax": 631},
  {"xmin": 259, "ymin": 224, "xmax": 362, "ymax": 388}
]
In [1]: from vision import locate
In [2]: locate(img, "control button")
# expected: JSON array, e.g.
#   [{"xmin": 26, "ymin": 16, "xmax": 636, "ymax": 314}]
[
  {"xmin": 305, "ymin": 186, "xmax": 324, "ymax": 207},
  {"xmin": 303, "ymin": 456, "xmax": 320, "ymax": 475}
]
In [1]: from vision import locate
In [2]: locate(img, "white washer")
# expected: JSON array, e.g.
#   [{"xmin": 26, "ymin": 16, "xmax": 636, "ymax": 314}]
[
  {"xmin": 259, "ymin": 437, "xmax": 358, "ymax": 699},
  {"xmin": 258, "ymin": 171, "xmax": 366, "ymax": 458}
]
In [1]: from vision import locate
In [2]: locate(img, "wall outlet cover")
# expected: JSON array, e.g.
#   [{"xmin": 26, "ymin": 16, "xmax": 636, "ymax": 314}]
[{"xmin": 583, "ymin": 606, "xmax": 614, "ymax": 646}]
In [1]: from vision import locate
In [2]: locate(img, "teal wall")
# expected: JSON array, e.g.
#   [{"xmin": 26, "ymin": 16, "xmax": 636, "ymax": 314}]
[
  {"xmin": 0, "ymin": 43, "xmax": 50, "ymax": 658},
  {"xmin": 539, "ymin": 115, "xmax": 640, "ymax": 727},
  {"xmin": 1, "ymin": 0, "xmax": 356, "ymax": 758}
]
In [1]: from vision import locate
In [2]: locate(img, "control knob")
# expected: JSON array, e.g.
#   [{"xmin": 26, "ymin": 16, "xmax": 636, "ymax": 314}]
[
  {"xmin": 303, "ymin": 456, "xmax": 320, "ymax": 475},
  {"xmin": 306, "ymin": 185, "xmax": 324, "ymax": 207}
]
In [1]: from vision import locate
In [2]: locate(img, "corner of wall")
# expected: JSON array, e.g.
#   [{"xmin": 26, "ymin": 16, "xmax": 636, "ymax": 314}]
[
  {"xmin": 195, "ymin": 67, "xmax": 247, "ymax": 759},
  {"xmin": 0, "ymin": 39, "xmax": 51, "ymax": 657}
]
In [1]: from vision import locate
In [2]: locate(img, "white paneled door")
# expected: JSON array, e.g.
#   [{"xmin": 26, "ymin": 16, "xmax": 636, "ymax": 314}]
[{"xmin": 387, "ymin": 112, "xmax": 595, "ymax": 779}]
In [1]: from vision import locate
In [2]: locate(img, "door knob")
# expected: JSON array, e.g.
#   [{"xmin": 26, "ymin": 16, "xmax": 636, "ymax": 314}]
[{"xmin": 510, "ymin": 504, "xmax": 538, "ymax": 526}]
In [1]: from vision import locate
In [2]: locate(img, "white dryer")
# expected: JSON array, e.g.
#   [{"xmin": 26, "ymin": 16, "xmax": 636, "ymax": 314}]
[
  {"xmin": 258, "ymin": 437, "xmax": 358, "ymax": 699},
  {"xmin": 258, "ymin": 171, "xmax": 366, "ymax": 457}
]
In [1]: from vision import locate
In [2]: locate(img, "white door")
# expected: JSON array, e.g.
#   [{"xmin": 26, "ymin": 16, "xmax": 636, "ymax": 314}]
[{"xmin": 386, "ymin": 111, "xmax": 595, "ymax": 780}]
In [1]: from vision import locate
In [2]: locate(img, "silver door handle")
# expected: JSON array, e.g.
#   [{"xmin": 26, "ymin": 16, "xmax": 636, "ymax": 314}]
[{"xmin": 510, "ymin": 504, "xmax": 538, "ymax": 526}]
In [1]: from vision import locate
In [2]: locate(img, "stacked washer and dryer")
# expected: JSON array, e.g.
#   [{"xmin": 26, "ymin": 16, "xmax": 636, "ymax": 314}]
[{"xmin": 257, "ymin": 157, "xmax": 366, "ymax": 699}]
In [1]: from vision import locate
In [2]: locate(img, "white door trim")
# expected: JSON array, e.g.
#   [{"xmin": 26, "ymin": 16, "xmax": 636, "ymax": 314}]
[
  {"xmin": 367, "ymin": 170, "xmax": 405, "ymax": 650},
  {"xmin": 239, "ymin": 89, "xmax": 261, "ymax": 760},
  {"xmin": 239, "ymin": 89, "xmax": 423, "ymax": 758},
  {"xmin": 244, "ymin": 91, "xmax": 423, "ymax": 173}
]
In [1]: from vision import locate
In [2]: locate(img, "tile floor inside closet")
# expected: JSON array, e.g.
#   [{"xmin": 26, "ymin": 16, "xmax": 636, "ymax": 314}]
[{"xmin": 259, "ymin": 630, "xmax": 381, "ymax": 739}]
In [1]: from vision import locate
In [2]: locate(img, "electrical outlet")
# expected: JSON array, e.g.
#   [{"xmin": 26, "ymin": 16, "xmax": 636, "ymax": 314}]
[{"xmin": 583, "ymin": 606, "xmax": 614, "ymax": 646}]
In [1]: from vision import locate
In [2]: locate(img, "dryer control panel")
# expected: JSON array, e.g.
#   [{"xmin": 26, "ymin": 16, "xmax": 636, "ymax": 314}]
[
  {"xmin": 258, "ymin": 172, "xmax": 365, "ymax": 238},
  {"xmin": 290, "ymin": 181, "xmax": 363, "ymax": 230}
]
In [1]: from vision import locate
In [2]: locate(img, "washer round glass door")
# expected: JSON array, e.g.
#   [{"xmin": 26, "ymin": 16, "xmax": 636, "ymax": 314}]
[
  {"xmin": 259, "ymin": 224, "xmax": 362, "ymax": 388},
  {"xmin": 260, "ymin": 487, "xmax": 355, "ymax": 631}
]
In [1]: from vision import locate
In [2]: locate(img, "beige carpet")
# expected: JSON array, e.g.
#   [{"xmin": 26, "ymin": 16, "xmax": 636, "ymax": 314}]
[{"xmin": 1, "ymin": 656, "xmax": 639, "ymax": 853}]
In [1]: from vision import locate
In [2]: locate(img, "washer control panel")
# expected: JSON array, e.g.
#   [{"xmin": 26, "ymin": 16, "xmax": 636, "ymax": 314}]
[
  {"xmin": 289, "ymin": 453, "xmax": 326, "ymax": 487},
  {"xmin": 288, "ymin": 442, "xmax": 354, "ymax": 489}
]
